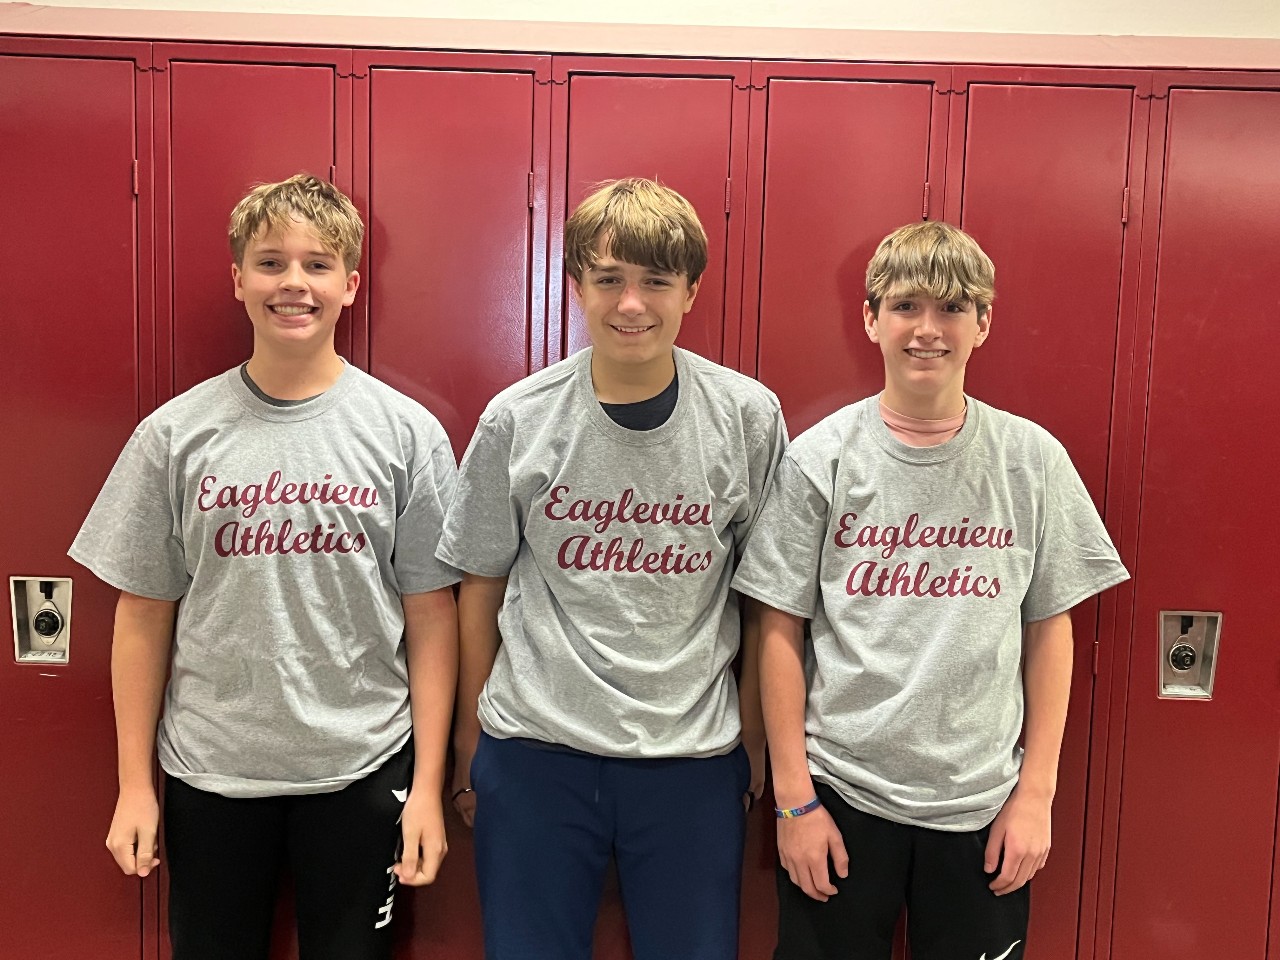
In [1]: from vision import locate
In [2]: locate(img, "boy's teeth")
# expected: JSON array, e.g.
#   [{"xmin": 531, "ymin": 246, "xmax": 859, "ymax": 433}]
[
  {"xmin": 909, "ymin": 349, "xmax": 945, "ymax": 358},
  {"xmin": 273, "ymin": 305, "xmax": 313, "ymax": 316}
]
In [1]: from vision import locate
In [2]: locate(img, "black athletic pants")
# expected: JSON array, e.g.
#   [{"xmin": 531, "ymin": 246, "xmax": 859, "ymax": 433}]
[
  {"xmin": 163, "ymin": 740, "xmax": 413, "ymax": 960},
  {"xmin": 775, "ymin": 782, "xmax": 1031, "ymax": 960}
]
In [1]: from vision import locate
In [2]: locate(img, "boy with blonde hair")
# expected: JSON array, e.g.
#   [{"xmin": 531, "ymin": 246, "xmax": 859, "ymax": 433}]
[
  {"xmin": 438, "ymin": 178, "xmax": 786, "ymax": 959},
  {"xmin": 732, "ymin": 222, "xmax": 1128, "ymax": 960},
  {"xmin": 71, "ymin": 174, "xmax": 460, "ymax": 960}
]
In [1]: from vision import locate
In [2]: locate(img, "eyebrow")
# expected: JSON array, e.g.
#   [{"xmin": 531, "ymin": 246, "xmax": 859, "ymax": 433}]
[
  {"xmin": 589, "ymin": 260, "xmax": 675, "ymax": 276},
  {"xmin": 251, "ymin": 248, "xmax": 338, "ymax": 259}
]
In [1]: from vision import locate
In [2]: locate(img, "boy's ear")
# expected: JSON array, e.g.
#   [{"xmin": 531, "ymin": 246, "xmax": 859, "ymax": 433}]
[
  {"xmin": 975, "ymin": 305, "xmax": 993, "ymax": 347},
  {"xmin": 569, "ymin": 275, "xmax": 583, "ymax": 304},
  {"xmin": 343, "ymin": 270, "xmax": 360, "ymax": 307},
  {"xmin": 863, "ymin": 301, "xmax": 880, "ymax": 342},
  {"xmin": 683, "ymin": 277, "xmax": 700, "ymax": 314},
  {"xmin": 232, "ymin": 263, "xmax": 245, "ymax": 303}
]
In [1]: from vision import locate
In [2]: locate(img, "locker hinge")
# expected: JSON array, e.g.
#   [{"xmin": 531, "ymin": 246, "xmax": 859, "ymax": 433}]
[
  {"xmin": 528, "ymin": 172, "xmax": 535, "ymax": 208},
  {"xmin": 1121, "ymin": 186, "xmax": 1130, "ymax": 224},
  {"xmin": 922, "ymin": 182, "xmax": 931, "ymax": 220},
  {"xmin": 329, "ymin": 165, "xmax": 337, "ymax": 185},
  {"xmin": 725, "ymin": 178, "xmax": 732, "ymax": 214},
  {"xmin": 131, "ymin": 160, "xmax": 139, "ymax": 197},
  {"xmin": 1092, "ymin": 641, "xmax": 1100, "ymax": 676}
]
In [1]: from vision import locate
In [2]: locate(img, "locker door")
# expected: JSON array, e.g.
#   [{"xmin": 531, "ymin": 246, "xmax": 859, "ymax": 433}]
[
  {"xmin": 549, "ymin": 59, "xmax": 749, "ymax": 367},
  {"xmin": 0, "ymin": 42, "xmax": 150, "ymax": 960},
  {"xmin": 156, "ymin": 46, "xmax": 351, "ymax": 399},
  {"xmin": 354, "ymin": 56, "xmax": 549, "ymax": 957},
  {"xmin": 948, "ymin": 73, "xmax": 1147, "ymax": 960},
  {"xmin": 741, "ymin": 64, "xmax": 949, "ymax": 959},
  {"xmin": 1109, "ymin": 83, "xmax": 1280, "ymax": 960},
  {"xmin": 358, "ymin": 56, "xmax": 550, "ymax": 460},
  {"xmin": 748, "ymin": 71, "xmax": 947, "ymax": 433}
]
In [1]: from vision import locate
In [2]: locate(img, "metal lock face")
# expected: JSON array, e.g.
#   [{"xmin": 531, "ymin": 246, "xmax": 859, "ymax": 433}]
[
  {"xmin": 10, "ymin": 577, "xmax": 73, "ymax": 664},
  {"xmin": 1159, "ymin": 611, "xmax": 1221, "ymax": 700},
  {"xmin": 33, "ymin": 605, "xmax": 64, "ymax": 643},
  {"xmin": 1168, "ymin": 643, "xmax": 1197, "ymax": 672}
]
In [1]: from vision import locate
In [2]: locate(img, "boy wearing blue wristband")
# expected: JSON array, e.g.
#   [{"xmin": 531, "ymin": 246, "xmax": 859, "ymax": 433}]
[{"xmin": 733, "ymin": 222, "xmax": 1128, "ymax": 960}]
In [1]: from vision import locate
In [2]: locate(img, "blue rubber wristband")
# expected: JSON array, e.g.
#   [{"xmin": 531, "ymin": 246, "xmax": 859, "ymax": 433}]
[{"xmin": 774, "ymin": 797, "xmax": 821, "ymax": 819}]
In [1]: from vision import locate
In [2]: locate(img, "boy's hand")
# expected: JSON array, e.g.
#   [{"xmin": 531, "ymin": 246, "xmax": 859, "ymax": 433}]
[
  {"xmin": 743, "ymin": 730, "xmax": 766, "ymax": 812},
  {"xmin": 395, "ymin": 789, "xmax": 448, "ymax": 886},
  {"xmin": 450, "ymin": 749, "xmax": 477, "ymax": 828},
  {"xmin": 106, "ymin": 787, "xmax": 160, "ymax": 878},
  {"xmin": 985, "ymin": 786, "xmax": 1052, "ymax": 895},
  {"xmin": 777, "ymin": 805, "xmax": 849, "ymax": 902}
]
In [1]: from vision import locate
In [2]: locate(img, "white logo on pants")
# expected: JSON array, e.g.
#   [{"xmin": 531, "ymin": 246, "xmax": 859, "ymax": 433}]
[
  {"xmin": 375, "ymin": 787, "xmax": 410, "ymax": 929},
  {"xmin": 980, "ymin": 940, "xmax": 1021, "ymax": 960}
]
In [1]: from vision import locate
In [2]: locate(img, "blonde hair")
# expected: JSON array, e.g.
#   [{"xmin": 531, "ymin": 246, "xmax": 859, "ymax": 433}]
[
  {"xmin": 866, "ymin": 221, "xmax": 995, "ymax": 316},
  {"xmin": 564, "ymin": 178, "xmax": 708, "ymax": 284},
  {"xmin": 228, "ymin": 173, "xmax": 364, "ymax": 273}
]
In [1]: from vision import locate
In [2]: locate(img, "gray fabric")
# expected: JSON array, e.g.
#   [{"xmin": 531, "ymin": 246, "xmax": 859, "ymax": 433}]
[
  {"xmin": 70, "ymin": 362, "xmax": 461, "ymax": 797},
  {"xmin": 437, "ymin": 347, "xmax": 787, "ymax": 758},
  {"xmin": 732, "ymin": 396, "xmax": 1128, "ymax": 830}
]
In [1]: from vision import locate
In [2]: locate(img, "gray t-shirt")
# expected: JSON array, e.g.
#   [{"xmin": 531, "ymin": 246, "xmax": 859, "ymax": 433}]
[
  {"xmin": 732, "ymin": 397, "xmax": 1128, "ymax": 830},
  {"xmin": 70, "ymin": 362, "xmax": 461, "ymax": 797},
  {"xmin": 437, "ymin": 347, "xmax": 787, "ymax": 758}
]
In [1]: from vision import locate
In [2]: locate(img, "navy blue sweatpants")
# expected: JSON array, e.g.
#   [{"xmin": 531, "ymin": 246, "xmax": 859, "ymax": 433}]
[{"xmin": 472, "ymin": 732, "xmax": 749, "ymax": 960}]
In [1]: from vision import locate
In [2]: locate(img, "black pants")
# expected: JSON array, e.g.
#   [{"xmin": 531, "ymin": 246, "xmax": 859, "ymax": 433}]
[
  {"xmin": 775, "ymin": 782, "xmax": 1031, "ymax": 960},
  {"xmin": 163, "ymin": 740, "xmax": 413, "ymax": 960}
]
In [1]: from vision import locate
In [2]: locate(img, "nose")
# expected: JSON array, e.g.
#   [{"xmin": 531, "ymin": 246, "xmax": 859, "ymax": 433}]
[
  {"xmin": 618, "ymin": 283, "xmax": 645, "ymax": 317},
  {"xmin": 280, "ymin": 261, "xmax": 308, "ymax": 290},
  {"xmin": 914, "ymin": 307, "xmax": 942, "ymax": 340}
]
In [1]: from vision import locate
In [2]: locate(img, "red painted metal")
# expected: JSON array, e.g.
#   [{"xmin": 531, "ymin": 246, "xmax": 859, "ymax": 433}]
[
  {"xmin": 0, "ymin": 42, "xmax": 150, "ymax": 960},
  {"xmin": 153, "ymin": 44, "xmax": 351, "ymax": 401},
  {"xmin": 357, "ymin": 58, "xmax": 548, "ymax": 460},
  {"xmin": 547, "ymin": 58, "xmax": 751, "ymax": 368},
  {"xmin": 947, "ymin": 69, "xmax": 1149, "ymax": 960},
  {"xmin": 748, "ymin": 73, "xmax": 946, "ymax": 435},
  {"xmin": 1109, "ymin": 83, "xmax": 1280, "ymax": 960}
]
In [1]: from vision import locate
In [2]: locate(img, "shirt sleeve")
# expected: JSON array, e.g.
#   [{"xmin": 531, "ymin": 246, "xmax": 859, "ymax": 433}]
[
  {"xmin": 394, "ymin": 430, "xmax": 463, "ymax": 594},
  {"xmin": 68, "ymin": 421, "xmax": 189, "ymax": 601},
  {"xmin": 731, "ymin": 451, "xmax": 830, "ymax": 619},
  {"xmin": 435, "ymin": 413, "xmax": 523, "ymax": 578},
  {"xmin": 1021, "ymin": 445, "xmax": 1130, "ymax": 622},
  {"xmin": 732, "ymin": 402, "xmax": 790, "ymax": 558}
]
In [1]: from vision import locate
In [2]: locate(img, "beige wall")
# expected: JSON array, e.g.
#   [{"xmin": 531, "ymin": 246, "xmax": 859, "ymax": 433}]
[{"xmin": 24, "ymin": 0, "xmax": 1280, "ymax": 39}]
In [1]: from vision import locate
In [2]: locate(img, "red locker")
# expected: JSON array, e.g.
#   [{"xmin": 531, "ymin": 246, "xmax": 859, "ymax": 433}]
[
  {"xmin": 744, "ymin": 63, "xmax": 950, "ymax": 434},
  {"xmin": 1106, "ymin": 79, "xmax": 1280, "ymax": 960},
  {"xmin": 945, "ymin": 68, "xmax": 1150, "ymax": 960},
  {"xmin": 154, "ymin": 44, "xmax": 353, "ymax": 399},
  {"xmin": 355, "ymin": 52, "xmax": 551, "ymax": 461},
  {"xmin": 0, "ymin": 38, "xmax": 153, "ymax": 960},
  {"xmin": 352, "ymin": 49, "xmax": 551, "ymax": 960},
  {"xmin": 547, "ymin": 58, "xmax": 751, "ymax": 368}
]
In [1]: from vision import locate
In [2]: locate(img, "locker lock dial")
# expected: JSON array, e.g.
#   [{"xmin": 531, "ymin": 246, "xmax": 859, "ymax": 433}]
[{"xmin": 1169, "ymin": 642, "xmax": 1197, "ymax": 672}]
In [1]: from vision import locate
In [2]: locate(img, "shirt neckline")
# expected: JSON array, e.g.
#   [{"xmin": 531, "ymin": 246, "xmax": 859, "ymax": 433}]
[
  {"xmin": 225, "ymin": 358, "xmax": 357, "ymax": 422},
  {"xmin": 575, "ymin": 347, "xmax": 691, "ymax": 445},
  {"xmin": 867, "ymin": 393, "xmax": 982, "ymax": 463}
]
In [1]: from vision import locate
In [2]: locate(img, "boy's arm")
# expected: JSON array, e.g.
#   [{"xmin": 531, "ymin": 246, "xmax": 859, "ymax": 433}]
[
  {"xmin": 395, "ymin": 586, "xmax": 459, "ymax": 886},
  {"xmin": 449, "ymin": 572, "xmax": 508, "ymax": 828},
  {"xmin": 761, "ymin": 604, "xmax": 849, "ymax": 902},
  {"xmin": 986, "ymin": 609, "xmax": 1073, "ymax": 895},
  {"xmin": 738, "ymin": 597, "xmax": 766, "ymax": 806},
  {"xmin": 105, "ymin": 591, "xmax": 177, "ymax": 878}
]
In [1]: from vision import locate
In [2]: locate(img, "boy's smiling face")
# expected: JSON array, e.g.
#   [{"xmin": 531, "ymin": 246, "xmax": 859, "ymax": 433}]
[
  {"xmin": 232, "ymin": 217, "xmax": 359, "ymax": 353},
  {"xmin": 864, "ymin": 291, "xmax": 991, "ymax": 415},
  {"xmin": 572, "ymin": 240, "xmax": 699, "ymax": 373}
]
